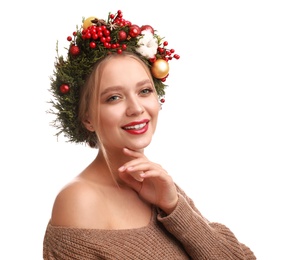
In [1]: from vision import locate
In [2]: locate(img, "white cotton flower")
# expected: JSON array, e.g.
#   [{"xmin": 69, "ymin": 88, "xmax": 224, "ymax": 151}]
[{"xmin": 136, "ymin": 30, "xmax": 158, "ymax": 59}]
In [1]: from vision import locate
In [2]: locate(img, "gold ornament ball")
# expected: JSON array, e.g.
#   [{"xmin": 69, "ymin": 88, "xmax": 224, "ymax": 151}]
[
  {"xmin": 83, "ymin": 16, "xmax": 96, "ymax": 30},
  {"xmin": 151, "ymin": 59, "xmax": 169, "ymax": 79}
]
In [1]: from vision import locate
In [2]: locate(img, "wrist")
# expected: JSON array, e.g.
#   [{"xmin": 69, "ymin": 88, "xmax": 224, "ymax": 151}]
[{"xmin": 160, "ymin": 195, "xmax": 178, "ymax": 215}]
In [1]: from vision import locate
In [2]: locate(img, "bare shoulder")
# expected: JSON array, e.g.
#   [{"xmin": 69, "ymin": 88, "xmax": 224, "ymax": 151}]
[{"xmin": 50, "ymin": 176, "xmax": 105, "ymax": 228}]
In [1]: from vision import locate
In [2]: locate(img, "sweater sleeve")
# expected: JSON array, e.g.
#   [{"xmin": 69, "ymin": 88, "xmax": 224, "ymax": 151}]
[{"xmin": 156, "ymin": 186, "xmax": 256, "ymax": 260}]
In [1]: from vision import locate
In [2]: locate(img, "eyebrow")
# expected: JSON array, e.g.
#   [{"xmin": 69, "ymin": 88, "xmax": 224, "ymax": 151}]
[{"xmin": 100, "ymin": 79, "xmax": 152, "ymax": 97}]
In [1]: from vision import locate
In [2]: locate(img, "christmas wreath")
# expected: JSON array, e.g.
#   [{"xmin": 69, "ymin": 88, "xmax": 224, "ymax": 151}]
[{"xmin": 48, "ymin": 10, "xmax": 180, "ymax": 145}]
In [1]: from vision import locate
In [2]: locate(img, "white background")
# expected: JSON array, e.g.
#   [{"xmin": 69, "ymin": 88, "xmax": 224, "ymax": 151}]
[{"xmin": 1, "ymin": 1, "xmax": 282, "ymax": 259}]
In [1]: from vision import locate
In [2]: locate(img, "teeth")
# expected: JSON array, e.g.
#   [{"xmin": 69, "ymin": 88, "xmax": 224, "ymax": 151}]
[{"xmin": 124, "ymin": 123, "xmax": 146, "ymax": 130}]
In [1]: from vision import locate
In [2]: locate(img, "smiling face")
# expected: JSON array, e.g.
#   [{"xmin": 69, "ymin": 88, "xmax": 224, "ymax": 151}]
[{"xmin": 85, "ymin": 54, "xmax": 160, "ymax": 152}]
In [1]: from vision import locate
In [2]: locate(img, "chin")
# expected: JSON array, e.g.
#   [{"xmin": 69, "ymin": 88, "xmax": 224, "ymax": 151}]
[{"xmin": 126, "ymin": 140, "xmax": 152, "ymax": 151}]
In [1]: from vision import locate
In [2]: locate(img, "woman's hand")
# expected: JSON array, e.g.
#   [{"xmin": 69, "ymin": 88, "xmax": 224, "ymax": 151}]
[{"xmin": 118, "ymin": 148, "xmax": 178, "ymax": 214}]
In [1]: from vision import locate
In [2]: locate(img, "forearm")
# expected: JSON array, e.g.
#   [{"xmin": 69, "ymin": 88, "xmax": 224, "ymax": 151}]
[{"xmin": 157, "ymin": 193, "xmax": 256, "ymax": 260}]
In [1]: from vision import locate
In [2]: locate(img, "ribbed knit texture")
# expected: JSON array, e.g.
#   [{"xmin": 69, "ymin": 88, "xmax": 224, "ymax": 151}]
[{"xmin": 43, "ymin": 186, "xmax": 256, "ymax": 259}]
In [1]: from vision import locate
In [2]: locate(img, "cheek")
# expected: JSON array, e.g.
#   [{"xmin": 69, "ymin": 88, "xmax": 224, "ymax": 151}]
[
  {"xmin": 151, "ymin": 100, "xmax": 161, "ymax": 115},
  {"xmin": 146, "ymin": 101, "xmax": 160, "ymax": 128},
  {"xmin": 99, "ymin": 107, "xmax": 121, "ymax": 128}
]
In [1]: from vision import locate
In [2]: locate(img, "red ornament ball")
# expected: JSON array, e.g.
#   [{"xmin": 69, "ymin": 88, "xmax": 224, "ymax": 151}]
[
  {"xmin": 140, "ymin": 25, "xmax": 154, "ymax": 34},
  {"xmin": 59, "ymin": 84, "xmax": 70, "ymax": 94},
  {"xmin": 118, "ymin": 30, "xmax": 127, "ymax": 41},
  {"xmin": 69, "ymin": 45, "xmax": 80, "ymax": 56},
  {"xmin": 129, "ymin": 25, "xmax": 141, "ymax": 38}
]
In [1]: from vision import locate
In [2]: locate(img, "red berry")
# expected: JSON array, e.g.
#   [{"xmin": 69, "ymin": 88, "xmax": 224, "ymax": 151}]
[
  {"xmin": 149, "ymin": 57, "xmax": 156, "ymax": 63},
  {"xmin": 92, "ymin": 33, "xmax": 98, "ymax": 40},
  {"xmin": 67, "ymin": 36, "xmax": 72, "ymax": 41},
  {"xmin": 117, "ymin": 10, "xmax": 122, "ymax": 17},
  {"xmin": 103, "ymin": 29, "xmax": 110, "ymax": 36},
  {"xmin": 104, "ymin": 42, "xmax": 110, "ymax": 48},
  {"xmin": 174, "ymin": 54, "xmax": 180, "ymax": 59},
  {"xmin": 158, "ymin": 47, "xmax": 164, "ymax": 54},
  {"xmin": 59, "ymin": 84, "xmax": 70, "ymax": 94},
  {"xmin": 85, "ymin": 32, "xmax": 91, "ymax": 39},
  {"xmin": 89, "ymin": 42, "xmax": 96, "ymax": 48}
]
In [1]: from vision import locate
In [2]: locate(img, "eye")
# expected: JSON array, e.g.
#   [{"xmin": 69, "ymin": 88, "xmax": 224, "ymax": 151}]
[
  {"xmin": 140, "ymin": 88, "xmax": 154, "ymax": 95},
  {"xmin": 106, "ymin": 95, "xmax": 120, "ymax": 102}
]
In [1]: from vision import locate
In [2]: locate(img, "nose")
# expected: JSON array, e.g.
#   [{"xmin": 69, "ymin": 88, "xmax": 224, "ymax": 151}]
[{"xmin": 126, "ymin": 96, "xmax": 144, "ymax": 116}]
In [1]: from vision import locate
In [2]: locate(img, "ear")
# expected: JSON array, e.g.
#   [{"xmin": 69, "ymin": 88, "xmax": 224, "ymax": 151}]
[{"xmin": 83, "ymin": 118, "xmax": 95, "ymax": 132}]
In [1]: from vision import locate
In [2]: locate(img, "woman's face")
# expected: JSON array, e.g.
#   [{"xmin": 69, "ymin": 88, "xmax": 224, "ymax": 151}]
[{"xmin": 88, "ymin": 55, "xmax": 160, "ymax": 152}]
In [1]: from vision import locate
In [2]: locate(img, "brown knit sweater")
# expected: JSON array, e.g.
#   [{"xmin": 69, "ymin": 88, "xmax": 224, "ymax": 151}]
[{"xmin": 43, "ymin": 186, "xmax": 256, "ymax": 259}]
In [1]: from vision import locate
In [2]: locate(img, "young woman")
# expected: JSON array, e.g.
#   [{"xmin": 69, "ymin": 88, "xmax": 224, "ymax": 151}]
[{"xmin": 43, "ymin": 10, "xmax": 256, "ymax": 259}]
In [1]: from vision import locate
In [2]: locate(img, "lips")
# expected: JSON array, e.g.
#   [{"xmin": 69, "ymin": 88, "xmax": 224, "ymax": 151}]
[
  {"xmin": 122, "ymin": 119, "xmax": 149, "ymax": 135},
  {"xmin": 123, "ymin": 122, "xmax": 147, "ymax": 130}
]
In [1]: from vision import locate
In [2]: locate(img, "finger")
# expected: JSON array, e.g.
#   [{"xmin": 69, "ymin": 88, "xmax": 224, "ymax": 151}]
[
  {"xmin": 118, "ymin": 171, "xmax": 143, "ymax": 191},
  {"xmin": 120, "ymin": 165, "xmax": 145, "ymax": 182},
  {"xmin": 118, "ymin": 157, "xmax": 146, "ymax": 172},
  {"xmin": 124, "ymin": 160, "xmax": 162, "ymax": 172},
  {"xmin": 122, "ymin": 161, "xmax": 152, "ymax": 174},
  {"xmin": 131, "ymin": 171, "xmax": 144, "ymax": 182}
]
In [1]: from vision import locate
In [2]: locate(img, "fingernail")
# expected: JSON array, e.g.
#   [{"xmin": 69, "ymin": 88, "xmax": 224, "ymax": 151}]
[{"xmin": 118, "ymin": 166, "xmax": 125, "ymax": 171}]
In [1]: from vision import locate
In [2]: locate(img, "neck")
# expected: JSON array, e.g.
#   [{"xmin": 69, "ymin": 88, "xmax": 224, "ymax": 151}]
[
  {"xmin": 91, "ymin": 147, "xmax": 143, "ymax": 187},
  {"xmin": 86, "ymin": 153, "xmax": 118, "ymax": 187}
]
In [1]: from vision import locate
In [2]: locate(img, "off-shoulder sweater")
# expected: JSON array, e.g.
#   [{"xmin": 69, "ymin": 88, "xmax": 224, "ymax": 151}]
[{"xmin": 43, "ymin": 186, "xmax": 256, "ymax": 259}]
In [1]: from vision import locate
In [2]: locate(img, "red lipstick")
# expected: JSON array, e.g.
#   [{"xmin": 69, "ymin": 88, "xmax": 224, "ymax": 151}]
[{"xmin": 122, "ymin": 119, "xmax": 149, "ymax": 135}]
